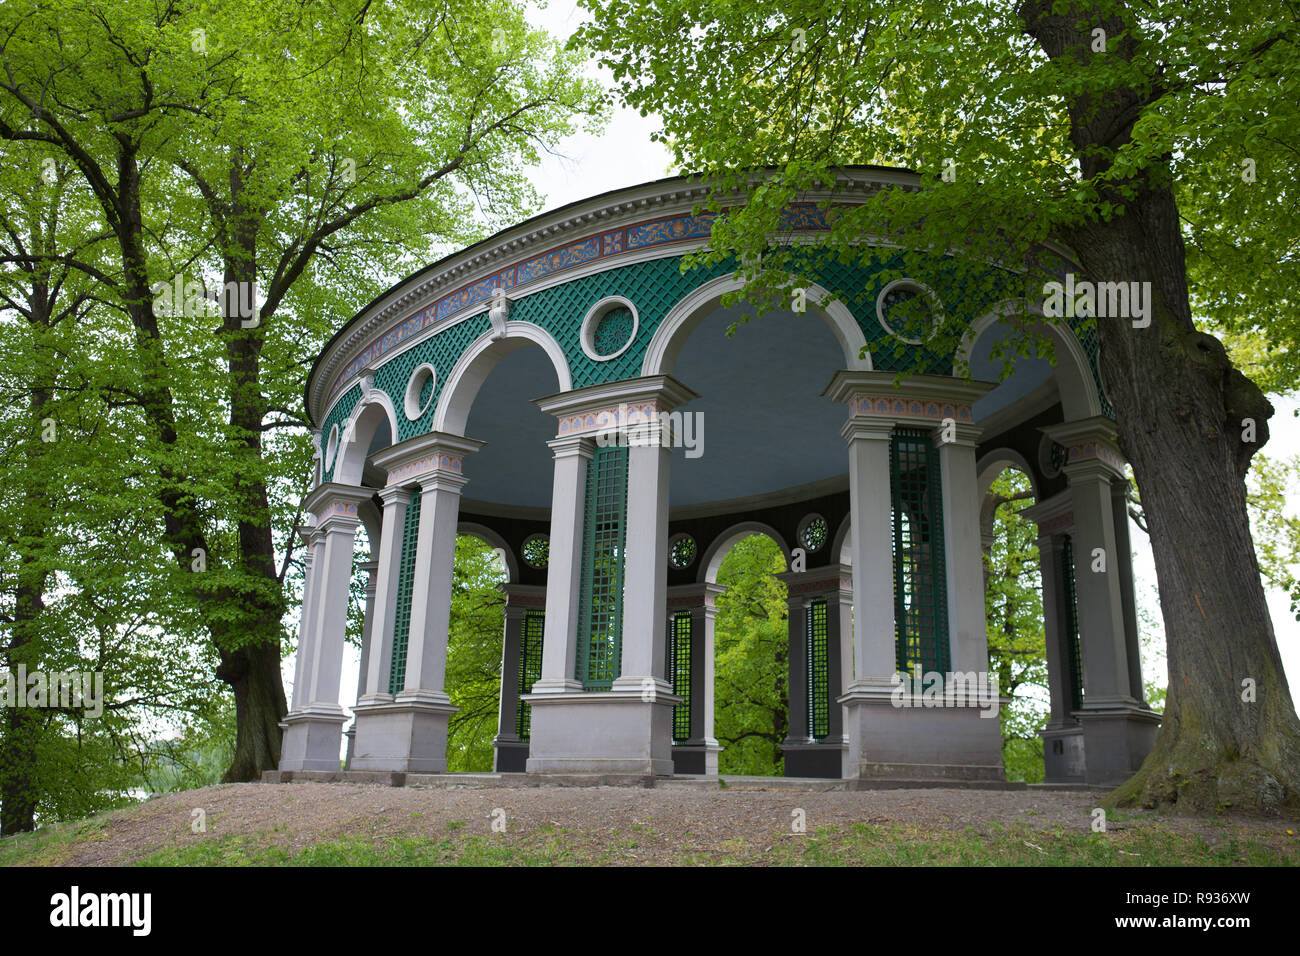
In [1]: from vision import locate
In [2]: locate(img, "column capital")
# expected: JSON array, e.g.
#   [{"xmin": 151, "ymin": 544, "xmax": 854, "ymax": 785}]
[
  {"xmin": 358, "ymin": 559, "xmax": 379, "ymax": 586},
  {"xmin": 665, "ymin": 581, "xmax": 726, "ymax": 610},
  {"xmin": 535, "ymin": 374, "xmax": 700, "ymax": 439},
  {"xmin": 547, "ymin": 433, "xmax": 596, "ymax": 458},
  {"xmin": 1020, "ymin": 488, "xmax": 1075, "ymax": 536},
  {"xmin": 777, "ymin": 563, "xmax": 853, "ymax": 601},
  {"xmin": 376, "ymin": 483, "xmax": 413, "ymax": 507},
  {"xmin": 822, "ymin": 370, "xmax": 995, "ymax": 429},
  {"xmin": 500, "ymin": 582, "xmax": 547, "ymax": 611},
  {"xmin": 302, "ymin": 482, "xmax": 375, "ymax": 529},
  {"xmin": 371, "ymin": 430, "xmax": 486, "ymax": 488},
  {"xmin": 1041, "ymin": 416, "xmax": 1127, "ymax": 481}
]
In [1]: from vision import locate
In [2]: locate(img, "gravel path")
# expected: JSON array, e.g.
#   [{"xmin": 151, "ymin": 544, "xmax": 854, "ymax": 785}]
[{"xmin": 38, "ymin": 781, "xmax": 1293, "ymax": 866}]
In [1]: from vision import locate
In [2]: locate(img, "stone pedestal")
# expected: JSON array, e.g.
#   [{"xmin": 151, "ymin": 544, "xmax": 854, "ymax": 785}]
[
  {"xmin": 280, "ymin": 706, "xmax": 350, "ymax": 772},
  {"xmin": 523, "ymin": 688, "xmax": 678, "ymax": 775},
  {"xmin": 348, "ymin": 697, "xmax": 459, "ymax": 773}
]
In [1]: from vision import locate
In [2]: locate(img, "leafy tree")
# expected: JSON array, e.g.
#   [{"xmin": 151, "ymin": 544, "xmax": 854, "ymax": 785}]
[
  {"xmin": 983, "ymin": 468, "xmax": 1049, "ymax": 783},
  {"xmin": 576, "ymin": 0, "xmax": 1300, "ymax": 813},
  {"xmin": 0, "ymin": 0, "xmax": 605, "ymax": 783},
  {"xmin": 714, "ymin": 534, "xmax": 789, "ymax": 776},
  {"xmin": 444, "ymin": 536, "xmax": 507, "ymax": 773}
]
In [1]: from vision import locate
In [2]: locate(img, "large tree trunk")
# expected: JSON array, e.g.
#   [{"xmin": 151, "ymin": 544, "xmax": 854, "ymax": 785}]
[
  {"xmin": 217, "ymin": 639, "xmax": 287, "ymax": 781},
  {"xmin": 1, "ymin": 382, "xmax": 56, "ymax": 834},
  {"xmin": 1022, "ymin": 1, "xmax": 1300, "ymax": 814}
]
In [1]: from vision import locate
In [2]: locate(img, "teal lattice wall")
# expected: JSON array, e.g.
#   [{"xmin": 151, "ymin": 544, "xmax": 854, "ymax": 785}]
[{"xmin": 315, "ymin": 252, "xmax": 1108, "ymax": 464}]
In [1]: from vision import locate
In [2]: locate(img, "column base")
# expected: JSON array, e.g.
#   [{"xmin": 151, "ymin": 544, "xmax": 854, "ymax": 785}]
[
  {"xmin": 781, "ymin": 737, "xmax": 848, "ymax": 779},
  {"xmin": 840, "ymin": 687, "xmax": 1004, "ymax": 781},
  {"xmin": 1040, "ymin": 723, "xmax": 1086, "ymax": 783},
  {"xmin": 671, "ymin": 740, "xmax": 721, "ymax": 775},
  {"xmin": 523, "ymin": 689, "xmax": 678, "ymax": 775},
  {"xmin": 492, "ymin": 735, "xmax": 530, "ymax": 773},
  {"xmin": 1076, "ymin": 705, "xmax": 1162, "ymax": 786},
  {"xmin": 279, "ymin": 706, "xmax": 349, "ymax": 772},
  {"xmin": 348, "ymin": 696, "xmax": 459, "ymax": 772}
]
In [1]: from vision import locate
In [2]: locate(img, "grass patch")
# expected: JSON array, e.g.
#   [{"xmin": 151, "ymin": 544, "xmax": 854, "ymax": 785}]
[{"xmin": 0, "ymin": 809, "xmax": 128, "ymax": 867}]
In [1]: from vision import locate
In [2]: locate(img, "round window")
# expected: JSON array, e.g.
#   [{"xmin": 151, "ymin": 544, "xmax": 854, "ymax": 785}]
[
  {"xmin": 403, "ymin": 363, "xmax": 436, "ymax": 420},
  {"xmin": 668, "ymin": 534, "xmax": 697, "ymax": 570},
  {"xmin": 521, "ymin": 534, "xmax": 550, "ymax": 570},
  {"xmin": 324, "ymin": 423, "xmax": 340, "ymax": 472},
  {"xmin": 798, "ymin": 514, "xmax": 828, "ymax": 553},
  {"xmin": 877, "ymin": 281, "xmax": 940, "ymax": 345},
  {"xmin": 580, "ymin": 297, "xmax": 639, "ymax": 362}
]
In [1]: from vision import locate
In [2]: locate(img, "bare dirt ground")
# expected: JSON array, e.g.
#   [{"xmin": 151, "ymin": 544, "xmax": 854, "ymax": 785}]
[{"xmin": 25, "ymin": 781, "xmax": 1297, "ymax": 866}]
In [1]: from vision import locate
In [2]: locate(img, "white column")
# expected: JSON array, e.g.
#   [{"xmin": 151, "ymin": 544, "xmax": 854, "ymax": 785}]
[
  {"xmin": 1067, "ymin": 460, "xmax": 1135, "ymax": 705},
  {"xmin": 290, "ymin": 524, "xmax": 321, "ymax": 712},
  {"xmin": 936, "ymin": 422, "xmax": 988, "ymax": 674},
  {"xmin": 842, "ymin": 418, "xmax": 898, "ymax": 690},
  {"xmin": 398, "ymin": 469, "xmax": 467, "ymax": 703},
  {"xmin": 306, "ymin": 510, "xmax": 362, "ymax": 709},
  {"xmin": 355, "ymin": 560, "xmax": 379, "ymax": 698},
  {"xmin": 613, "ymin": 432, "xmax": 671, "ymax": 693},
  {"xmin": 359, "ymin": 485, "xmax": 410, "ymax": 703},
  {"xmin": 533, "ymin": 435, "xmax": 591, "ymax": 693}
]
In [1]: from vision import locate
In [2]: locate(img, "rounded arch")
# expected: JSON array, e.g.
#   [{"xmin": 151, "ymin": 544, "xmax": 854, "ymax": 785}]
[
  {"xmin": 977, "ymin": 449, "xmax": 1040, "ymax": 548},
  {"xmin": 642, "ymin": 274, "xmax": 872, "ymax": 377},
  {"xmin": 333, "ymin": 391, "xmax": 398, "ymax": 486},
  {"xmin": 457, "ymin": 521, "xmax": 518, "ymax": 583},
  {"xmin": 830, "ymin": 512, "xmax": 853, "ymax": 568},
  {"xmin": 976, "ymin": 447, "xmax": 1040, "ymax": 503},
  {"xmin": 434, "ymin": 321, "xmax": 572, "ymax": 436},
  {"xmin": 955, "ymin": 299, "xmax": 1103, "ymax": 421},
  {"xmin": 698, "ymin": 521, "xmax": 791, "ymax": 584}
]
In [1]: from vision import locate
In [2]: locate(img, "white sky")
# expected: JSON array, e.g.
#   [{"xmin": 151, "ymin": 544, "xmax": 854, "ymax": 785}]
[{"xmin": 322, "ymin": 0, "xmax": 1300, "ymax": 732}]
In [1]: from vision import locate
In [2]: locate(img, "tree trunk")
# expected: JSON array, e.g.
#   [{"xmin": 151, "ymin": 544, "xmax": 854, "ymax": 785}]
[
  {"xmin": 1022, "ymin": 1, "xmax": 1300, "ymax": 814},
  {"xmin": 217, "ymin": 639, "xmax": 287, "ymax": 782}
]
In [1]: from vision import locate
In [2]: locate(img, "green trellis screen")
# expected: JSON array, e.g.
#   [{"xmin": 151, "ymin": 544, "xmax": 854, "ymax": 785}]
[
  {"xmin": 387, "ymin": 489, "xmax": 422, "ymax": 694},
  {"xmin": 516, "ymin": 609, "xmax": 545, "ymax": 739},
  {"xmin": 575, "ymin": 446, "xmax": 629, "ymax": 689},
  {"xmin": 890, "ymin": 428, "xmax": 950, "ymax": 675},
  {"xmin": 1062, "ymin": 535, "xmax": 1085, "ymax": 711},
  {"xmin": 806, "ymin": 598, "xmax": 830, "ymax": 741},
  {"xmin": 667, "ymin": 610, "xmax": 692, "ymax": 743}
]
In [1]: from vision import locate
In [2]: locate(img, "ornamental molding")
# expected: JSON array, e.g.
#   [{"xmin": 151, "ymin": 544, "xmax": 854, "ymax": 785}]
[
  {"xmin": 848, "ymin": 393, "xmax": 974, "ymax": 424},
  {"xmin": 369, "ymin": 431, "xmax": 485, "ymax": 487},
  {"xmin": 308, "ymin": 169, "xmax": 923, "ymax": 420},
  {"xmin": 385, "ymin": 453, "xmax": 464, "ymax": 486}
]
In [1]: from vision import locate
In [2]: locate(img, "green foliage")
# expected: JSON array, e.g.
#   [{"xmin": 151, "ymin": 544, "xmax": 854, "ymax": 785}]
[
  {"xmin": 713, "ymin": 535, "xmax": 789, "ymax": 776},
  {"xmin": 0, "ymin": 0, "xmax": 606, "ymax": 818},
  {"xmin": 983, "ymin": 468, "xmax": 1048, "ymax": 784},
  {"xmin": 444, "ymin": 536, "xmax": 507, "ymax": 773}
]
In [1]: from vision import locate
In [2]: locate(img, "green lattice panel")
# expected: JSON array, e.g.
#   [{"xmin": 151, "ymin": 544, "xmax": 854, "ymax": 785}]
[
  {"xmin": 1062, "ymin": 535, "xmax": 1085, "ymax": 711},
  {"xmin": 575, "ymin": 445, "xmax": 628, "ymax": 689},
  {"xmin": 891, "ymin": 428, "xmax": 950, "ymax": 675},
  {"xmin": 322, "ymin": 249, "xmax": 1111, "ymax": 449},
  {"xmin": 371, "ymin": 314, "xmax": 493, "ymax": 443},
  {"xmin": 319, "ymin": 384, "xmax": 362, "ymax": 483},
  {"xmin": 806, "ymin": 598, "xmax": 830, "ymax": 742},
  {"xmin": 667, "ymin": 611, "xmax": 692, "ymax": 743},
  {"xmin": 515, "ymin": 609, "xmax": 545, "ymax": 740},
  {"xmin": 510, "ymin": 257, "xmax": 734, "ymax": 388},
  {"xmin": 388, "ymin": 489, "xmax": 422, "ymax": 694}
]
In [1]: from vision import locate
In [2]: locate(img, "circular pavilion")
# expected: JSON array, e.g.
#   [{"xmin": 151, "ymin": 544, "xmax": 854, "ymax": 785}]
[{"xmin": 280, "ymin": 167, "xmax": 1159, "ymax": 786}]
